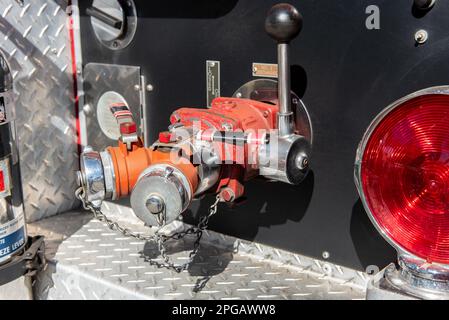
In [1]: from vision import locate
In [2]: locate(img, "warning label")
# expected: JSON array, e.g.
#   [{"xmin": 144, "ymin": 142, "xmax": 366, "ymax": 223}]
[{"xmin": 0, "ymin": 158, "xmax": 11, "ymax": 198}]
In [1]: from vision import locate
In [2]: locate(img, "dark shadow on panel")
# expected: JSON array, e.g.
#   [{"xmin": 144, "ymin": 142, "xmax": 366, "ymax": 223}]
[
  {"xmin": 412, "ymin": 2, "xmax": 434, "ymax": 19},
  {"xmin": 291, "ymin": 64, "xmax": 308, "ymax": 99},
  {"xmin": 185, "ymin": 170, "xmax": 314, "ymax": 241},
  {"xmin": 350, "ymin": 199, "xmax": 396, "ymax": 271}
]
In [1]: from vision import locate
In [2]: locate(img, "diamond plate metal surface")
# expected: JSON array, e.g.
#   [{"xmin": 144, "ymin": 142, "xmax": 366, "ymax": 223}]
[
  {"xmin": 0, "ymin": 0, "xmax": 79, "ymax": 222},
  {"xmin": 366, "ymin": 266, "xmax": 417, "ymax": 300},
  {"xmin": 29, "ymin": 205, "xmax": 369, "ymax": 300}
]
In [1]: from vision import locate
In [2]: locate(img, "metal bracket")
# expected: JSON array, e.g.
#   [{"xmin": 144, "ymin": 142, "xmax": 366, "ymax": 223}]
[
  {"xmin": 0, "ymin": 236, "xmax": 46, "ymax": 287},
  {"xmin": 83, "ymin": 63, "xmax": 147, "ymax": 150},
  {"xmin": 233, "ymin": 79, "xmax": 313, "ymax": 145},
  {"xmin": 206, "ymin": 60, "xmax": 221, "ymax": 107}
]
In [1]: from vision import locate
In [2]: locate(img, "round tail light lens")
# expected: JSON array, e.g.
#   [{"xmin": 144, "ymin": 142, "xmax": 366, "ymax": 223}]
[{"xmin": 355, "ymin": 88, "xmax": 449, "ymax": 264}]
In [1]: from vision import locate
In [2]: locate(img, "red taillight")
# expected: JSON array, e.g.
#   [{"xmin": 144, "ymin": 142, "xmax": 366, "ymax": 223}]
[{"xmin": 356, "ymin": 92, "xmax": 449, "ymax": 264}]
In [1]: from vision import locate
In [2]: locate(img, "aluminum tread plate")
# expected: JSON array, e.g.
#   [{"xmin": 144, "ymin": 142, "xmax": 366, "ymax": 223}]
[
  {"xmin": 0, "ymin": 0, "xmax": 79, "ymax": 222},
  {"xmin": 29, "ymin": 207, "xmax": 368, "ymax": 300}
]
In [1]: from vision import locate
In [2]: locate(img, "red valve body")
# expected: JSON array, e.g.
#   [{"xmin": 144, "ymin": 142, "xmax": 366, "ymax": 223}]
[{"xmin": 107, "ymin": 97, "xmax": 279, "ymax": 201}]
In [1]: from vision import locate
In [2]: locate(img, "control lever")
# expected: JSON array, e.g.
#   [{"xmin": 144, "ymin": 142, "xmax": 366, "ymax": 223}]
[
  {"xmin": 86, "ymin": 6, "xmax": 123, "ymax": 30},
  {"xmin": 265, "ymin": 3, "xmax": 303, "ymax": 137},
  {"xmin": 257, "ymin": 3, "xmax": 311, "ymax": 185}
]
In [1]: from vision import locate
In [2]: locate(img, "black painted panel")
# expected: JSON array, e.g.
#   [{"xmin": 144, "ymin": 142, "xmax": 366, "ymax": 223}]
[{"xmin": 78, "ymin": 0, "xmax": 449, "ymax": 270}]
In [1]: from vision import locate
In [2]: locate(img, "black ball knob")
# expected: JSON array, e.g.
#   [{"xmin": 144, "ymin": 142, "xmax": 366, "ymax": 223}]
[
  {"xmin": 265, "ymin": 3, "xmax": 303, "ymax": 43},
  {"xmin": 413, "ymin": 0, "xmax": 435, "ymax": 10}
]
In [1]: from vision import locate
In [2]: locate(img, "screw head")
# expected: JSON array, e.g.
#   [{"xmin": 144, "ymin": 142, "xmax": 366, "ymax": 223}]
[
  {"xmin": 415, "ymin": 29, "xmax": 428, "ymax": 44},
  {"xmin": 295, "ymin": 154, "xmax": 309, "ymax": 170}
]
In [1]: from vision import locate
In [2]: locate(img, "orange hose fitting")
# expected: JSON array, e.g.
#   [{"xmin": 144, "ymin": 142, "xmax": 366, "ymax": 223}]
[{"xmin": 107, "ymin": 141, "xmax": 199, "ymax": 199}]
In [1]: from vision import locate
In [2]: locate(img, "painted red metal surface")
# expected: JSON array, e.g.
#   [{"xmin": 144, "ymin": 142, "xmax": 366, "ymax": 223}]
[
  {"xmin": 67, "ymin": 4, "xmax": 81, "ymax": 154},
  {"xmin": 108, "ymin": 97, "xmax": 279, "ymax": 202}
]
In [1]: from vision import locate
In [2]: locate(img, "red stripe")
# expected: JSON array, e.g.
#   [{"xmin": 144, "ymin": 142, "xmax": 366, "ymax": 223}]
[
  {"xmin": 113, "ymin": 111, "xmax": 133, "ymax": 117},
  {"xmin": 0, "ymin": 171, "xmax": 4, "ymax": 192},
  {"xmin": 68, "ymin": 1, "xmax": 81, "ymax": 154}
]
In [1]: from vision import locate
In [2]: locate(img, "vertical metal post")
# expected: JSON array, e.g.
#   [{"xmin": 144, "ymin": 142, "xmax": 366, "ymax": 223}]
[{"xmin": 277, "ymin": 43, "xmax": 294, "ymax": 137}]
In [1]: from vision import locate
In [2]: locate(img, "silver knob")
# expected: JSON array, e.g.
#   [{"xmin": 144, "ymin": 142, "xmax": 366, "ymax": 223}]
[{"xmin": 146, "ymin": 194, "xmax": 165, "ymax": 215}]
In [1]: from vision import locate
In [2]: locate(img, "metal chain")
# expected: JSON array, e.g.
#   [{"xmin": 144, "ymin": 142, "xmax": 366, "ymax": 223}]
[{"xmin": 75, "ymin": 187, "xmax": 220, "ymax": 273}]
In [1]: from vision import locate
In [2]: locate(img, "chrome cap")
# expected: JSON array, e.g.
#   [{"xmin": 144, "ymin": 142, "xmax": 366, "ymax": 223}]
[{"xmin": 78, "ymin": 146, "xmax": 106, "ymax": 208}]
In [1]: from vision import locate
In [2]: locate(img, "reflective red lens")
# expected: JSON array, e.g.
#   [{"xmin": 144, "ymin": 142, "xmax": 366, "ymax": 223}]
[{"xmin": 361, "ymin": 94, "xmax": 449, "ymax": 264}]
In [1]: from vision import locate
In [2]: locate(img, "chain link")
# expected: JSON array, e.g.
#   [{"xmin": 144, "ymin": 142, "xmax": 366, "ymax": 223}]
[{"xmin": 75, "ymin": 187, "xmax": 220, "ymax": 273}]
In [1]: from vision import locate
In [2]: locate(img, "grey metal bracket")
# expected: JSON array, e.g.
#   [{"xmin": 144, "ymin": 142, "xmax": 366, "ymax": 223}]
[{"xmin": 0, "ymin": 236, "xmax": 46, "ymax": 287}]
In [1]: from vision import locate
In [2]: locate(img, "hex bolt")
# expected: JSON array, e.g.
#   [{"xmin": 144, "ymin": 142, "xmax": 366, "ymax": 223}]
[
  {"xmin": 146, "ymin": 84, "xmax": 154, "ymax": 92},
  {"xmin": 296, "ymin": 154, "xmax": 309, "ymax": 170},
  {"xmin": 415, "ymin": 29, "xmax": 428, "ymax": 44},
  {"xmin": 221, "ymin": 188, "xmax": 235, "ymax": 202}
]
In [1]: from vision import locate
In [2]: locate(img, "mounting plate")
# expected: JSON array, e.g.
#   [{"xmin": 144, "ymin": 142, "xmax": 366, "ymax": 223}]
[
  {"xmin": 83, "ymin": 63, "xmax": 145, "ymax": 150},
  {"xmin": 233, "ymin": 79, "xmax": 313, "ymax": 145}
]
